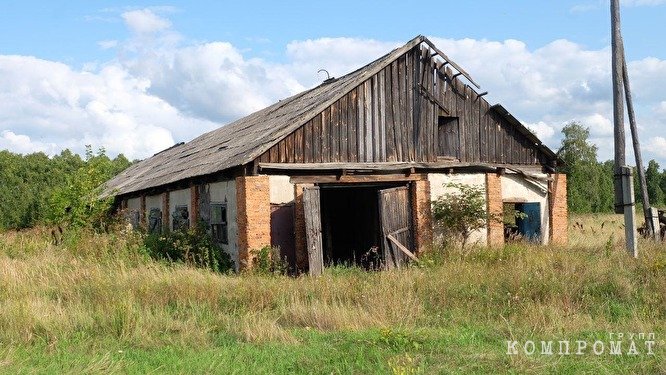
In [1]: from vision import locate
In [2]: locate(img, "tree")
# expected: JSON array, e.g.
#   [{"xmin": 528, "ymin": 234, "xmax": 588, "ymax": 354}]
[
  {"xmin": 557, "ymin": 122, "xmax": 605, "ymax": 213},
  {"xmin": 645, "ymin": 160, "xmax": 664, "ymax": 207},
  {"xmin": 432, "ymin": 183, "xmax": 489, "ymax": 251},
  {"xmin": 47, "ymin": 146, "xmax": 128, "ymax": 229}
]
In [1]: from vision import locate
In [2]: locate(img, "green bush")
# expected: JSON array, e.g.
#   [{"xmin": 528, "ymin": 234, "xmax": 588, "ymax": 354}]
[
  {"xmin": 251, "ymin": 245, "xmax": 288, "ymax": 275},
  {"xmin": 143, "ymin": 224, "xmax": 234, "ymax": 273},
  {"xmin": 431, "ymin": 182, "xmax": 490, "ymax": 251}
]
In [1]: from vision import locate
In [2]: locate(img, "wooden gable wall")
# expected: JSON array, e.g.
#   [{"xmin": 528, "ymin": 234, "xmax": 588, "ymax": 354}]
[{"xmin": 256, "ymin": 45, "xmax": 551, "ymax": 166}]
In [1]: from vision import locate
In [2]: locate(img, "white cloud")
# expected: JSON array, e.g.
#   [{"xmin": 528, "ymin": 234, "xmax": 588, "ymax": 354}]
[
  {"xmin": 646, "ymin": 137, "xmax": 666, "ymax": 157},
  {"xmin": 2, "ymin": 8, "xmax": 666, "ymax": 169},
  {"xmin": 0, "ymin": 130, "xmax": 58, "ymax": 155},
  {"xmin": 121, "ymin": 9, "xmax": 171, "ymax": 35},
  {"xmin": 98, "ymin": 40, "xmax": 118, "ymax": 50},
  {"xmin": 0, "ymin": 55, "xmax": 214, "ymax": 159},
  {"xmin": 525, "ymin": 121, "xmax": 556, "ymax": 143}
]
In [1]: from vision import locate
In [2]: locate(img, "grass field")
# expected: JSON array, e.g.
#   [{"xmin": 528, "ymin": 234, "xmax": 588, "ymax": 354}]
[{"xmin": 0, "ymin": 215, "xmax": 664, "ymax": 374}]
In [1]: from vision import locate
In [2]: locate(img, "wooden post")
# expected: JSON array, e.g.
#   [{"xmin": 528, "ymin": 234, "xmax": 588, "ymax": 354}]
[
  {"xmin": 621, "ymin": 167, "xmax": 638, "ymax": 258},
  {"xmin": 650, "ymin": 207, "xmax": 660, "ymax": 241},
  {"xmin": 611, "ymin": 0, "xmax": 626, "ymax": 214},
  {"xmin": 622, "ymin": 55, "xmax": 655, "ymax": 238}
]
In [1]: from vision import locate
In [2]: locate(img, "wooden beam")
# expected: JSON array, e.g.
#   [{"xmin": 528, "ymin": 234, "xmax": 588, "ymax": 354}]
[
  {"xmin": 423, "ymin": 38, "xmax": 481, "ymax": 89},
  {"xmin": 290, "ymin": 174, "xmax": 427, "ymax": 185},
  {"xmin": 386, "ymin": 233, "xmax": 419, "ymax": 263}
]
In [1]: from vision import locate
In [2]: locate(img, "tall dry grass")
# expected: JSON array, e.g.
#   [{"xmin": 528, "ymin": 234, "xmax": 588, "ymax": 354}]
[{"xmin": 0, "ymin": 218, "xmax": 664, "ymax": 358}]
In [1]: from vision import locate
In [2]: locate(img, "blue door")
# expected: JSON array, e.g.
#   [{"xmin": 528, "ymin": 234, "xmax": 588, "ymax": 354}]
[{"xmin": 516, "ymin": 203, "xmax": 541, "ymax": 242}]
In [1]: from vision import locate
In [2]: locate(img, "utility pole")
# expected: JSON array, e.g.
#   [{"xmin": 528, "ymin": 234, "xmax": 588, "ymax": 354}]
[
  {"xmin": 623, "ymin": 57, "xmax": 657, "ymax": 239},
  {"xmin": 611, "ymin": 0, "xmax": 638, "ymax": 256},
  {"xmin": 611, "ymin": 0, "xmax": 625, "ymax": 214}
]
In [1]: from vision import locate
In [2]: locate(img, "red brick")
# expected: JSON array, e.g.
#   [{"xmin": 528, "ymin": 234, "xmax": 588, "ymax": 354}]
[
  {"xmin": 236, "ymin": 175, "xmax": 271, "ymax": 270},
  {"xmin": 486, "ymin": 173, "xmax": 504, "ymax": 247},
  {"xmin": 549, "ymin": 173, "xmax": 568, "ymax": 245},
  {"xmin": 411, "ymin": 179, "xmax": 433, "ymax": 254}
]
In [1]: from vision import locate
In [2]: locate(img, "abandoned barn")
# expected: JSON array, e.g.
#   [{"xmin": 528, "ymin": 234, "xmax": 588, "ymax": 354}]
[{"xmin": 103, "ymin": 35, "xmax": 568, "ymax": 274}]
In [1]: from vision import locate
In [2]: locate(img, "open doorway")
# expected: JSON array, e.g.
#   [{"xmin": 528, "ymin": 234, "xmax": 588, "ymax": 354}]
[
  {"xmin": 318, "ymin": 183, "xmax": 407, "ymax": 269},
  {"xmin": 503, "ymin": 202, "xmax": 542, "ymax": 242}
]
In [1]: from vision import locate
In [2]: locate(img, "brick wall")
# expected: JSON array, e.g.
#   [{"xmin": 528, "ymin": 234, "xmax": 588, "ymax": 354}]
[
  {"xmin": 486, "ymin": 173, "xmax": 504, "ymax": 247},
  {"xmin": 236, "ymin": 175, "xmax": 271, "ymax": 270},
  {"xmin": 549, "ymin": 173, "xmax": 568, "ymax": 245},
  {"xmin": 410, "ymin": 179, "xmax": 433, "ymax": 254}
]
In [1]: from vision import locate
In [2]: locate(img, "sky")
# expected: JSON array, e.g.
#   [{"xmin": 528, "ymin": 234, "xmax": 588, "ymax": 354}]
[{"xmin": 1, "ymin": 0, "xmax": 666, "ymax": 167}]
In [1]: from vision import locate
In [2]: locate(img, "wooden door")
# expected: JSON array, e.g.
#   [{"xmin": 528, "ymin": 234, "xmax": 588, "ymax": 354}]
[
  {"xmin": 303, "ymin": 186, "xmax": 324, "ymax": 276},
  {"xmin": 378, "ymin": 186, "xmax": 415, "ymax": 269}
]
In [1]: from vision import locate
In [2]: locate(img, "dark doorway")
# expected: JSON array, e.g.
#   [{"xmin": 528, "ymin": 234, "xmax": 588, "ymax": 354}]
[
  {"xmin": 503, "ymin": 202, "xmax": 542, "ymax": 242},
  {"xmin": 319, "ymin": 183, "xmax": 406, "ymax": 268},
  {"xmin": 270, "ymin": 203, "xmax": 295, "ymax": 272}
]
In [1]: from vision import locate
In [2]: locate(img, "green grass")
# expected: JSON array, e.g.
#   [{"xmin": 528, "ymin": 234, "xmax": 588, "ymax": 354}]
[{"xmin": 0, "ymin": 217, "xmax": 664, "ymax": 374}]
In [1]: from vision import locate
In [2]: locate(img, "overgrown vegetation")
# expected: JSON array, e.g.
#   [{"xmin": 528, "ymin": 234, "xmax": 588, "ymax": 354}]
[
  {"xmin": 143, "ymin": 224, "xmax": 234, "ymax": 273},
  {"xmin": 0, "ymin": 146, "xmax": 131, "ymax": 230},
  {"xmin": 0, "ymin": 216, "xmax": 663, "ymax": 373},
  {"xmin": 432, "ymin": 183, "xmax": 490, "ymax": 250}
]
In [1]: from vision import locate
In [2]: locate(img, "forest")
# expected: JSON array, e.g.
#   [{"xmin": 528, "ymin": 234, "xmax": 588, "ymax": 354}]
[
  {"xmin": 0, "ymin": 146, "xmax": 131, "ymax": 229},
  {"xmin": 1, "ymin": 121, "xmax": 665, "ymax": 230}
]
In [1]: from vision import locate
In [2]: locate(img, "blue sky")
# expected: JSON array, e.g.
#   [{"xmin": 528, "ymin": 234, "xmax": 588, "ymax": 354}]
[{"xmin": 1, "ymin": 0, "xmax": 666, "ymax": 166}]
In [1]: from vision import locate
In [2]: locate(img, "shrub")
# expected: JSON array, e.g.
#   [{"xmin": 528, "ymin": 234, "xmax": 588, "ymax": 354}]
[
  {"xmin": 251, "ymin": 246, "xmax": 289, "ymax": 275},
  {"xmin": 143, "ymin": 224, "xmax": 234, "ymax": 273},
  {"xmin": 431, "ymin": 183, "xmax": 490, "ymax": 251}
]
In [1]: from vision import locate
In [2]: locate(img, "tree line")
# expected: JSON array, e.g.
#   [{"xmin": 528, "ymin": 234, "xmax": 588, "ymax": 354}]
[
  {"xmin": 0, "ymin": 147, "xmax": 131, "ymax": 229},
  {"xmin": 558, "ymin": 121, "xmax": 666, "ymax": 214}
]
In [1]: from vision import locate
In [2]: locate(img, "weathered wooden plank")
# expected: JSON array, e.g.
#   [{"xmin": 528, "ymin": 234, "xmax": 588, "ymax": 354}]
[
  {"xmin": 372, "ymin": 75, "xmax": 380, "ymax": 162},
  {"xmin": 294, "ymin": 126, "xmax": 304, "ymax": 163},
  {"xmin": 331, "ymin": 100, "xmax": 339, "ymax": 162},
  {"xmin": 348, "ymin": 89, "xmax": 358, "ymax": 162},
  {"xmin": 387, "ymin": 234, "xmax": 419, "ymax": 262},
  {"xmin": 406, "ymin": 48, "xmax": 415, "ymax": 161},
  {"xmin": 340, "ymin": 94, "xmax": 348, "ymax": 162},
  {"xmin": 396, "ymin": 56, "xmax": 406, "ymax": 161},
  {"xmin": 385, "ymin": 65, "xmax": 396, "ymax": 162},
  {"xmin": 479, "ymin": 98, "xmax": 488, "ymax": 162},
  {"xmin": 269, "ymin": 139, "xmax": 278, "ymax": 162},
  {"xmin": 469, "ymin": 88, "xmax": 483, "ymax": 161},
  {"xmin": 290, "ymin": 173, "xmax": 427, "ymax": 185},
  {"xmin": 303, "ymin": 120, "xmax": 312, "ymax": 163},
  {"xmin": 364, "ymin": 80, "xmax": 373, "ymax": 162},
  {"xmin": 303, "ymin": 187, "xmax": 323, "ymax": 276},
  {"xmin": 454, "ymin": 79, "xmax": 466, "ymax": 162},
  {"xmin": 286, "ymin": 133, "xmax": 295, "ymax": 163},
  {"xmin": 427, "ymin": 56, "xmax": 436, "ymax": 162},
  {"xmin": 358, "ymin": 83, "xmax": 366, "ymax": 162},
  {"xmin": 378, "ymin": 68, "xmax": 387, "ymax": 162},
  {"xmin": 321, "ymin": 109, "xmax": 330, "ymax": 162},
  {"xmin": 392, "ymin": 60, "xmax": 403, "ymax": 161},
  {"xmin": 313, "ymin": 114, "xmax": 322, "ymax": 163}
]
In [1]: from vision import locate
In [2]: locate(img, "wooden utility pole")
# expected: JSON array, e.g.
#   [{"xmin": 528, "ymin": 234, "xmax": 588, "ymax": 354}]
[
  {"xmin": 623, "ymin": 57, "xmax": 657, "ymax": 239},
  {"xmin": 611, "ymin": 0, "xmax": 625, "ymax": 215},
  {"xmin": 611, "ymin": 0, "xmax": 639, "ymax": 255}
]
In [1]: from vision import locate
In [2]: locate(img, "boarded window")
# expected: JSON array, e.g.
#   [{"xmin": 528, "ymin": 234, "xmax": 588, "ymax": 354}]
[
  {"xmin": 148, "ymin": 207, "xmax": 162, "ymax": 234},
  {"xmin": 172, "ymin": 205, "xmax": 189, "ymax": 231},
  {"xmin": 437, "ymin": 116, "xmax": 459, "ymax": 158},
  {"xmin": 129, "ymin": 211, "xmax": 140, "ymax": 229},
  {"xmin": 211, "ymin": 203, "xmax": 228, "ymax": 244}
]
